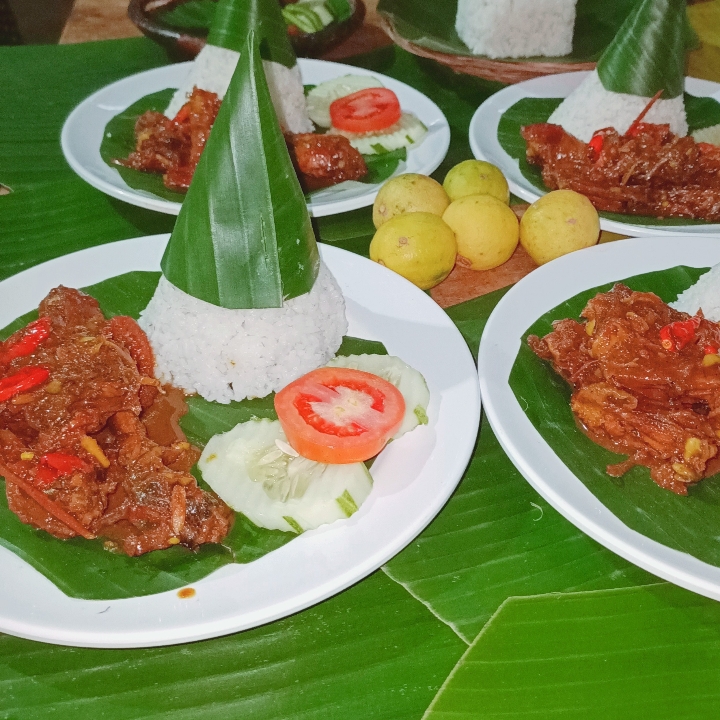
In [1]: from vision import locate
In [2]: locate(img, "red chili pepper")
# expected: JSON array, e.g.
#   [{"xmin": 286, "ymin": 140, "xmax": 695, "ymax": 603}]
[
  {"xmin": 588, "ymin": 133, "xmax": 604, "ymax": 158},
  {"xmin": 34, "ymin": 465, "xmax": 59, "ymax": 488},
  {"xmin": 705, "ymin": 344, "xmax": 718, "ymax": 355},
  {"xmin": 659, "ymin": 319, "xmax": 698, "ymax": 352},
  {"xmin": 34, "ymin": 452, "xmax": 91, "ymax": 488},
  {"xmin": 173, "ymin": 105, "xmax": 190, "ymax": 124},
  {"xmin": 0, "ymin": 317, "xmax": 51, "ymax": 364},
  {"xmin": 0, "ymin": 366, "xmax": 49, "ymax": 402}
]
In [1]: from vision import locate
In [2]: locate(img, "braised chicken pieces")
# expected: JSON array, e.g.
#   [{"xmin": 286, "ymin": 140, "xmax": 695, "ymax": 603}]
[
  {"xmin": 116, "ymin": 87, "xmax": 367, "ymax": 193},
  {"xmin": 0, "ymin": 287, "xmax": 233, "ymax": 555},
  {"xmin": 522, "ymin": 122, "xmax": 720, "ymax": 221},
  {"xmin": 116, "ymin": 88, "xmax": 221, "ymax": 192},
  {"xmin": 529, "ymin": 284, "xmax": 720, "ymax": 495},
  {"xmin": 285, "ymin": 132, "xmax": 367, "ymax": 191}
]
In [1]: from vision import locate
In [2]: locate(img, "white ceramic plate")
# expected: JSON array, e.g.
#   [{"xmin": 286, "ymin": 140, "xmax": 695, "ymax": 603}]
[
  {"xmin": 469, "ymin": 71, "xmax": 720, "ymax": 237},
  {"xmin": 0, "ymin": 237, "xmax": 479, "ymax": 648},
  {"xmin": 61, "ymin": 59, "xmax": 450, "ymax": 217},
  {"xmin": 478, "ymin": 235, "xmax": 720, "ymax": 602}
]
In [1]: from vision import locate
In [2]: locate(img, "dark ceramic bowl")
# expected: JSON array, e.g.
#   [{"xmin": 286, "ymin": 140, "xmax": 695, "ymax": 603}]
[{"xmin": 128, "ymin": 0, "xmax": 366, "ymax": 59}]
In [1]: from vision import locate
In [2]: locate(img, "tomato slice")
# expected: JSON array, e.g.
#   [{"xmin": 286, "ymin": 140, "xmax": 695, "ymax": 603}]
[
  {"xmin": 329, "ymin": 88, "xmax": 402, "ymax": 134},
  {"xmin": 274, "ymin": 367, "xmax": 405, "ymax": 464}
]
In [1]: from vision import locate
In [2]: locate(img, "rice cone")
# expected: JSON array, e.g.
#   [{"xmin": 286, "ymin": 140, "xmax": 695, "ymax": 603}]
[{"xmin": 161, "ymin": 31, "xmax": 319, "ymax": 310}]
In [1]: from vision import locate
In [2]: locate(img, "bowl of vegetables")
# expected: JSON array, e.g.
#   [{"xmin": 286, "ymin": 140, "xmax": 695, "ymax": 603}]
[{"xmin": 128, "ymin": 0, "xmax": 365, "ymax": 59}]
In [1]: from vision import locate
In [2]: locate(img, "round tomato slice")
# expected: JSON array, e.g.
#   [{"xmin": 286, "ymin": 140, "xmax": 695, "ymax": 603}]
[
  {"xmin": 274, "ymin": 367, "xmax": 405, "ymax": 464},
  {"xmin": 329, "ymin": 88, "xmax": 402, "ymax": 133}
]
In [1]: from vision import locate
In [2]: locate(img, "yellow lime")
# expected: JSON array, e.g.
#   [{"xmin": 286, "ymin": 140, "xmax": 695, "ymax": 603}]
[
  {"xmin": 369, "ymin": 212, "xmax": 457, "ymax": 290},
  {"xmin": 373, "ymin": 174, "xmax": 450, "ymax": 229},
  {"xmin": 443, "ymin": 160, "xmax": 510, "ymax": 204},
  {"xmin": 442, "ymin": 194, "xmax": 519, "ymax": 271},
  {"xmin": 520, "ymin": 190, "xmax": 600, "ymax": 265}
]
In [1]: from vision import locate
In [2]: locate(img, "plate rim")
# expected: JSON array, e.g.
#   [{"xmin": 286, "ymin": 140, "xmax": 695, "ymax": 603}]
[
  {"xmin": 60, "ymin": 58, "xmax": 451, "ymax": 218},
  {"xmin": 478, "ymin": 235, "xmax": 720, "ymax": 602},
  {"xmin": 468, "ymin": 70, "xmax": 720, "ymax": 237},
  {"xmin": 0, "ymin": 235, "xmax": 480, "ymax": 648}
]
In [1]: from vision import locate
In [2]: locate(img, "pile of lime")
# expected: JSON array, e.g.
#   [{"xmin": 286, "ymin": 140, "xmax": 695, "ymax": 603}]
[{"xmin": 370, "ymin": 160, "xmax": 600, "ymax": 290}]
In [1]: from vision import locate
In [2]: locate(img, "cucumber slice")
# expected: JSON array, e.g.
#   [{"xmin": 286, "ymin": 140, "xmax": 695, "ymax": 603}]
[
  {"xmin": 306, "ymin": 74, "xmax": 384, "ymax": 128},
  {"xmin": 326, "ymin": 354, "xmax": 430, "ymax": 438},
  {"xmin": 330, "ymin": 113, "xmax": 428, "ymax": 155},
  {"xmin": 199, "ymin": 419, "xmax": 372, "ymax": 534}
]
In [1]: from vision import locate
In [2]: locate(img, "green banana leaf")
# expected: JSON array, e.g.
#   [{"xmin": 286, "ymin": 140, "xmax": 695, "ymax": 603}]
[
  {"xmin": 162, "ymin": 32, "xmax": 319, "ymax": 308},
  {"xmin": 0, "ymin": 270, "xmax": 386, "ymax": 599},
  {"xmin": 508, "ymin": 264, "xmax": 720, "ymax": 568},
  {"xmin": 9, "ymin": 36, "xmax": 720, "ymax": 719},
  {"xmin": 425, "ymin": 583, "xmax": 720, "ymax": 720},
  {"xmin": 497, "ymin": 93, "xmax": 720, "ymax": 227},
  {"xmin": 597, "ymin": 0, "xmax": 686, "ymax": 98},
  {"xmin": 161, "ymin": 0, "xmax": 216, "ymax": 29},
  {"xmin": 98, "ymin": 92, "xmax": 403, "ymax": 208}
]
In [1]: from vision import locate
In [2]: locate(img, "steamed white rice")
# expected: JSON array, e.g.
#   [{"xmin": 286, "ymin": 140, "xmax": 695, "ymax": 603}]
[
  {"xmin": 456, "ymin": 0, "xmax": 577, "ymax": 59},
  {"xmin": 138, "ymin": 262, "xmax": 347, "ymax": 403},
  {"xmin": 166, "ymin": 44, "xmax": 313, "ymax": 134},
  {"xmin": 548, "ymin": 70, "xmax": 688, "ymax": 143},
  {"xmin": 671, "ymin": 264, "xmax": 720, "ymax": 321}
]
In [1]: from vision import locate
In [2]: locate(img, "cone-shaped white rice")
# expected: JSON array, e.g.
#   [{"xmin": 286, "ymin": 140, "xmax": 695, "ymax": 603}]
[
  {"xmin": 456, "ymin": 0, "xmax": 576, "ymax": 59},
  {"xmin": 138, "ymin": 262, "xmax": 347, "ymax": 403},
  {"xmin": 547, "ymin": 70, "xmax": 688, "ymax": 142}
]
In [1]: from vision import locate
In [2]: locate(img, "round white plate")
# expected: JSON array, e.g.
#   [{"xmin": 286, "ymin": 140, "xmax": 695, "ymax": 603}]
[
  {"xmin": 0, "ymin": 237, "xmax": 479, "ymax": 648},
  {"xmin": 469, "ymin": 71, "xmax": 720, "ymax": 237},
  {"xmin": 478, "ymin": 235, "xmax": 720, "ymax": 602},
  {"xmin": 61, "ymin": 59, "xmax": 450, "ymax": 218}
]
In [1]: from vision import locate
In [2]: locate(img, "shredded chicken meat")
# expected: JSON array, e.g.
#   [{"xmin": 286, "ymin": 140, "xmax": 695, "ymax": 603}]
[
  {"xmin": 0, "ymin": 287, "xmax": 233, "ymax": 555},
  {"xmin": 522, "ymin": 121, "xmax": 720, "ymax": 221},
  {"xmin": 529, "ymin": 284, "xmax": 720, "ymax": 494}
]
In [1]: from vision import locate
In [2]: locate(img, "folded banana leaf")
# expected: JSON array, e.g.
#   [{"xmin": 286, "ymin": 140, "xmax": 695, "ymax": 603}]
[
  {"xmin": 509, "ymin": 264, "xmax": 720, "ymax": 568},
  {"xmin": 497, "ymin": 93, "xmax": 720, "ymax": 227},
  {"xmin": 0, "ymin": 271, "xmax": 385, "ymax": 600}
]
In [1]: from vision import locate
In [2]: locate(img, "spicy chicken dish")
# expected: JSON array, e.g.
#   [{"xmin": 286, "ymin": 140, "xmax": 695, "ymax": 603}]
[
  {"xmin": 115, "ymin": 87, "xmax": 367, "ymax": 193},
  {"xmin": 522, "ymin": 120, "xmax": 720, "ymax": 222},
  {"xmin": 0, "ymin": 287, "xmax": 233, "ymax": 556},
  {"xmin": 529, "ymin": 284, "xmax": 720, "ymax": 495}
]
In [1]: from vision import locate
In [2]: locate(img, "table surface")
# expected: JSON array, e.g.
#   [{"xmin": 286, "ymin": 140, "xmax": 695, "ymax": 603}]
[{"xmin": 3, "ymin": 3, "xmax": 720, "ymax": 718}]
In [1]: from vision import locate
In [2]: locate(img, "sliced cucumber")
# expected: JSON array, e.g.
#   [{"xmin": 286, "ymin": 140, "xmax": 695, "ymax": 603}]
[
  {"xmin": 326, "ymin": 354, "xmax": 430, "ymax": 438},
  {"xmin": 306, "ymin": 74, "xmax": 384, "ymax": 128},
  {"xmin": 330, "ymin": 113, "xmax": 428, "ymax": 155},
  {"xmin": 199, "ymin": 419, "xmax": 372, "ymax": 534}
]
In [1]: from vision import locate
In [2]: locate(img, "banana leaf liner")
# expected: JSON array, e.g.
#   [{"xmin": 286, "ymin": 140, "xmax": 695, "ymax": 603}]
[
  {"xmin": 509, "ymin": 264, "xmax": 720, "ymax": 568},
  {"xmin": 0, "ymin": 271, "xmax": 386, "ymax": 600}
]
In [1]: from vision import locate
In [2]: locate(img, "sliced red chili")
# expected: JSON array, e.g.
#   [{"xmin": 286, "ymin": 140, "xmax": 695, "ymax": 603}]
[
  {"xmin": 659, "ymin": 318, "xmax": 699, "ymax": 352},
  {"xmin": 172, "ymin": 104, "xmax": 190, "ymax": 124},
  {"xmin": 41, "ymin": 453, "xmax": 91, "ymax": 475},
  {"xmin": 34, "ymin": 465, "xmax": 59, "ymax": 488},
  {"xmin": 0, "ymin": 366, "xmax": 49, "ymax": 402},
  {"xmin": 705, "ymin": 344, "xmax": 718, "ymax": 355},
  {"xmin": 588, "ymin": 133, "xmax": 604, "ymax": 159},
  {"xmin": 0, "ymin": 317, "xmax": 51, "ymax": 364},
  {"xmin": 34, "ymin": 453, "xmax": 91, "ymax": 488}
]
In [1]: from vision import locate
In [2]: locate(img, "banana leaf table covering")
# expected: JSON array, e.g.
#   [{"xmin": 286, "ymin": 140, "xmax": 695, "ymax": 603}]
[{"xmin": 2, "ymin": 38, "xmax": 720, "ymax": 719}]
